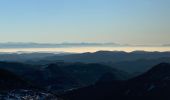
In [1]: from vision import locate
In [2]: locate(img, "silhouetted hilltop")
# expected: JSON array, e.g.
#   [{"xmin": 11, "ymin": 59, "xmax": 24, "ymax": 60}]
[
  {"xmin": 60, "ymin": 63, "xmax": 170, "ymax": 100},
  {"xmin": 132, "ymin": 63, "xmax": 170, "ymax": 80}
]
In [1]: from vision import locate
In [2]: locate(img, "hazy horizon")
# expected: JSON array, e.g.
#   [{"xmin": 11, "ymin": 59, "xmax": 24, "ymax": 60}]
[
  {"xmin": 0, "ymin": 42, "xmax": 169, "ymax": 53},
  {"xmin": 0, "ymin": 47, "xmax": 170, "ymax": 53}
]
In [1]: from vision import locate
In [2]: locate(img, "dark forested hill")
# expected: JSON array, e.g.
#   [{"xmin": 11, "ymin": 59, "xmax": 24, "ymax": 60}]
[
  {"xmin": 60, "ymin": 63, "xmax": 170, "ymax": 100},
  {"xmin": 0, "ymin": 61, "xmax": 127, "ymax": 93}
]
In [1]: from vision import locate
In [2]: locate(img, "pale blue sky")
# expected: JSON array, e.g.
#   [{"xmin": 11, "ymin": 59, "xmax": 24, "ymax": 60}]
[{"xmin": 0, "ymin": 0, "xmax": 169, "ymax": 45}]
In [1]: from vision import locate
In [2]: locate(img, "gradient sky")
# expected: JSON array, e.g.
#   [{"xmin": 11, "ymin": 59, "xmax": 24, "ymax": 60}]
[{"xmin": 0, "ymin": 0, "xmax": 169, "ymax": 45}]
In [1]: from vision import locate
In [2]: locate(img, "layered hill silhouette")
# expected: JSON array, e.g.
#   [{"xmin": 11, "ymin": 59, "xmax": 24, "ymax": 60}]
[
  {"xmin": 41, "ymin": 51, "xmax": 170, "ymax": 76},
  {"xmin": 0, "ymin": 61, "xmax": 127, "ymax": 93},
  {"xmin": 0, "ymin": 51, "xmax": 170, "ymax": 76},
  {"xmin": 60, "ymin": 63, "xmax": 170, "ymax": 100},
  {"xmin": 0, "ymin": 52, "xmax": 170, "ymax": 100},
  {"xmin": 44, "ymin": 51, "xmax": 170, "ymax": 63}
]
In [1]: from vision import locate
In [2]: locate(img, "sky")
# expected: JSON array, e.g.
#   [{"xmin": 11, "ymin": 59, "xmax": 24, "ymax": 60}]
[{"xmin": 0, "ymin": 0, "xmax": 169, "ymax": 45}]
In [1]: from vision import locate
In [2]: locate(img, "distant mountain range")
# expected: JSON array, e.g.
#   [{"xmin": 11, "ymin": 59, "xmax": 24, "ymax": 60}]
[
  {"xmin": 0, "ymin": 42, "xmax": 121, "ymax": 48},
  {"xmin": 0, "ymin": 42, "xmax": 168, "ymax": 48},
  {"xmin": 44, "ymin": 51, "xmax": 170, "ymax": 63}
]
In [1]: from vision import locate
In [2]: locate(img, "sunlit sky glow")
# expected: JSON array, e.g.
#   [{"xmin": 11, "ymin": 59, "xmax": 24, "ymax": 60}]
[
  {"xmin": 1, "ymin": 47, "xmax": 170, "ymax": 53},
  {"xmin": 0, "ymin": 0, "xmax": 170, "ymax": 45}
]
